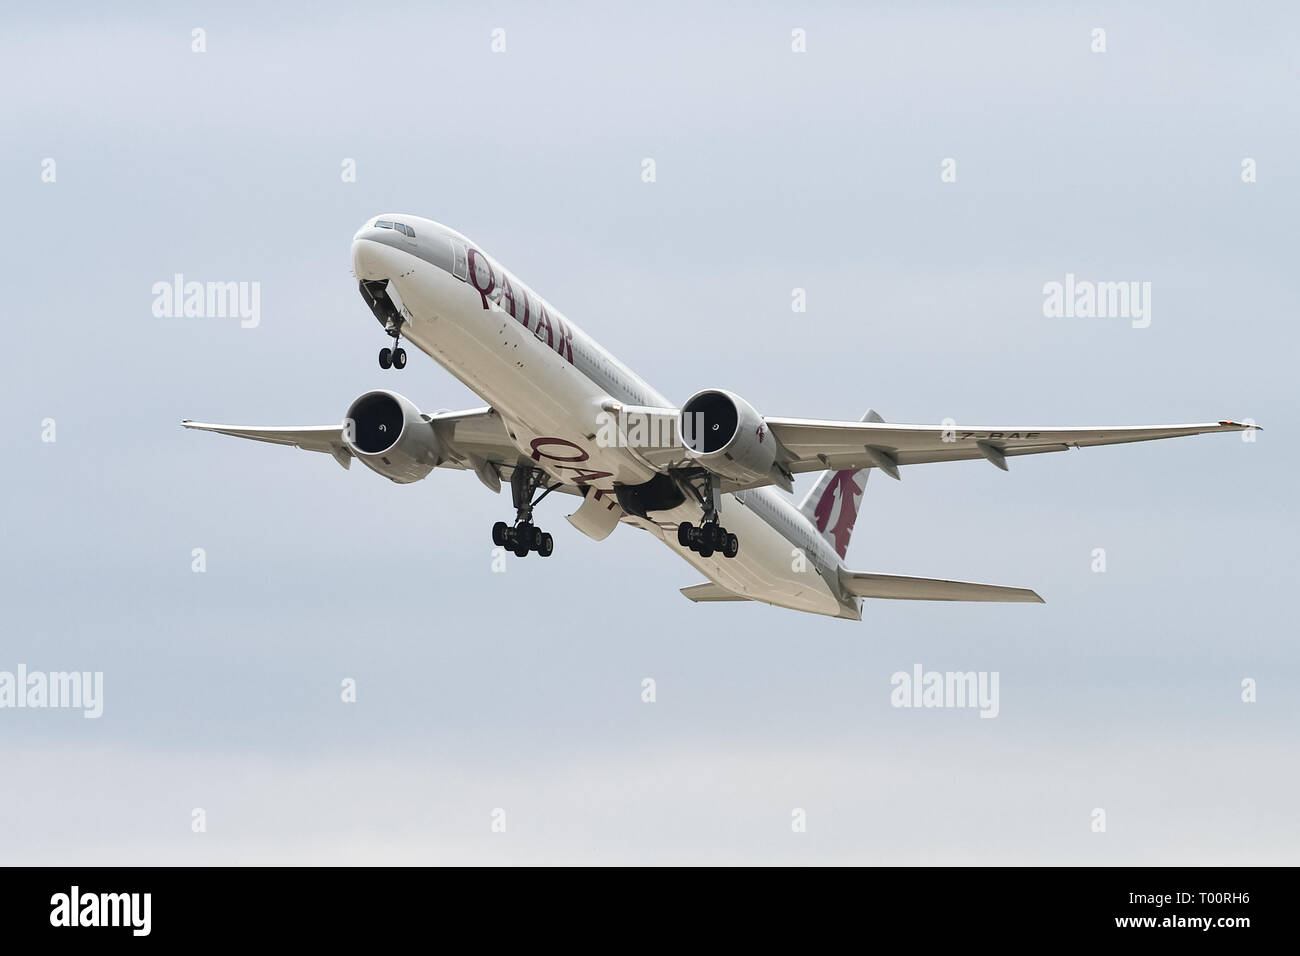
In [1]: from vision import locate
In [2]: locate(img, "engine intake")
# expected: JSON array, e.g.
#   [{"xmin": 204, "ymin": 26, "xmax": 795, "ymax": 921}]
[
  {"xmin": 678, "ymin": 388, "xmax": 777, "ymax": 485},
  {"xmin": 344, "ymin": 390, "xmax": 442, "ymax": 483}
]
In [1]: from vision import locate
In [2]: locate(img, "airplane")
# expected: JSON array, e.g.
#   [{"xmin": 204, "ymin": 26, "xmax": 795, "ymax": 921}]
[{"xmin": 182, "ymin": 214, "xmax": 1259, "ymax": 619}]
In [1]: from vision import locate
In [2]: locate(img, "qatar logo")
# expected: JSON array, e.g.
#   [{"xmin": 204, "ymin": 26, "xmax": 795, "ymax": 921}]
[
  {"xmin": 812, "ymin": 470, "xmax": 863, "ymax": 558},
  {"xmin": 756, "ymin": 424, "xmax": 766, "ymax": 444}
]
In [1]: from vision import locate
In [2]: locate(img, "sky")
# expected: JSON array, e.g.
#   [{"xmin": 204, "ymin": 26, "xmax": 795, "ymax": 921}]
[{"xmin": 0, "ymin": 1, "xmax": 1295, "ymax": 864}]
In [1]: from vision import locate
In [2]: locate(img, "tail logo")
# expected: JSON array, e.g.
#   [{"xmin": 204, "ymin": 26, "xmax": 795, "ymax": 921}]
[{"xmin": 812, "ymin": 470, "xmax": 862, "ymax": 558}]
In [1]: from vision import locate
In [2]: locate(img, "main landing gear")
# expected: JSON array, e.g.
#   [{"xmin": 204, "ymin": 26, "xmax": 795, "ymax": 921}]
[
  {"xmin": 492, "ymin": 467, "xmax": 557, "ymax": 558},
  {"xmin": 677, "ymin": 471, "xmax": 740, "ymax": 559},
  {"xmin": 678, "ymin": 520, "xmax": 738, "ymax": 559}
]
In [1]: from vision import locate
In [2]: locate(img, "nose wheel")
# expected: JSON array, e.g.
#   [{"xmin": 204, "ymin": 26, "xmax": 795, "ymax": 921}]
[{"xmin": 492, "ymin": 467, "xmax": 559, "ymax": 558}]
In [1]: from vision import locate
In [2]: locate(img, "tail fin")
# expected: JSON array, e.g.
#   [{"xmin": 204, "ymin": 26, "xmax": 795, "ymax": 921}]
[{"xmin": 798, "ymin": 410, "xmax": 882, "ymax": 560}]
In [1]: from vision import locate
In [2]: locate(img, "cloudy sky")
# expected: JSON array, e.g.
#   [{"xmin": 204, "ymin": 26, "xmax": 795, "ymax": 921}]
[{"xmin": 1, "ymin": 1, "xmax": 1294, "ymax": 864}]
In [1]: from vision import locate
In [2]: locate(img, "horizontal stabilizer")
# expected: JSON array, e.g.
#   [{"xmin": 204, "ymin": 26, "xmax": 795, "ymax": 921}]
[
  {"xmin": 840, "ymin": 569, "xmax": 1044, "ymax": 603},
  {"xmin": 680, "ymin": 582, "xmax": 750, "ymax": 603}
]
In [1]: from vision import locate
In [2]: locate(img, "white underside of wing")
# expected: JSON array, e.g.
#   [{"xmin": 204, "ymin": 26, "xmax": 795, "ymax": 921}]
[{"xmin": 839, "ymin": 570, "xmax": 1044, "ymax": 603}]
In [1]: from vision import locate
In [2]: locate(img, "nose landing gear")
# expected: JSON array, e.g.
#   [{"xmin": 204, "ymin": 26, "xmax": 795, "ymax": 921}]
[
  {"xmin": 360, "ymin": 279, "xmax": 408, "ymax": 370},
  {"xmin": 492, "ymin": 467, "xmax": 559, "ymax": 558}
]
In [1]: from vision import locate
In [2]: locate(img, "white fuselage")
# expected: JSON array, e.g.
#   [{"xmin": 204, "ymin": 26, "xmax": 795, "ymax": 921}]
[{"xmin": 352, "ymin": 215, "xmax": 853, "ymax": 618}]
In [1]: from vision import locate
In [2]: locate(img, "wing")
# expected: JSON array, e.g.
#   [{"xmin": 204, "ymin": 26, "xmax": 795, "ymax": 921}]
[
  {"xmin": 604, "ymin": 401, "xmax": 1258, "ymax": 483},
  {"xmin": 182, "ymin": 407, "xmax": 538, "ymax": 490},
  {"xmin": 180, "ymin": 421, "xmax": 356, "ymax": 468},
  {"xmin": 765, "ymin": 418, "xmax": 1259, "ymax": 476}
]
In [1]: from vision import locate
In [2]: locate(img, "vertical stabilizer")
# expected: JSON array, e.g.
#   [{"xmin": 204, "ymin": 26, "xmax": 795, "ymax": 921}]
[{"xmin": 797, "ymin": 410, "xmax": 882, "ymax": 559}]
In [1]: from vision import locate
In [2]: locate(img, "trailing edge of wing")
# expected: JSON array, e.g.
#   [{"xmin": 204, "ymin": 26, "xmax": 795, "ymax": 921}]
[{"xmin": 839, "ymin": 569, "xmax": 1044, "ymax": 604}]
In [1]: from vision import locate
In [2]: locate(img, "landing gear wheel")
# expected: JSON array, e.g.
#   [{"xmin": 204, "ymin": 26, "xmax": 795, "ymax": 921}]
[
  {"xmin": 677, "ymin": 522, "xmax": 692, "ymax": 547},
  {"xmin": 378, "ymin": 347, "xmax": 393, "ymax": 369},
  {"xmin": 393, "ymin": 347, "xmax": 407, "ymax": 369},
  {"xmin": 723, "ymin": 533, "xmax": 739, "ymax": 559},
  {"xmin": 495, "ymin": 468, "xmax": 561, "ymax": 560}
]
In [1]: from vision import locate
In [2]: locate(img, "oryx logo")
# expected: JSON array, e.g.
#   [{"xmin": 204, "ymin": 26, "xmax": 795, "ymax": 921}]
[
  {"xmin": 50, "ymin": 886, "xmax": 151, "ymax": 936},
  {"xmin": 812, "ymin": 470, "xmax": 863, "ymax": 558},
  {"xmin": 756, "ymin": 424, "xmax": 766, "ymax": 444}
]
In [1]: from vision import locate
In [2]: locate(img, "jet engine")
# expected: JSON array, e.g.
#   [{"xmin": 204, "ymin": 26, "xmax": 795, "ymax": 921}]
[
  {"xmin": 677, "ymin": 388, "xmax": 777, "ymax": 485},
  {"xmin": 343, "ymin": 389, "xmax": 442, "ymax": 483}
]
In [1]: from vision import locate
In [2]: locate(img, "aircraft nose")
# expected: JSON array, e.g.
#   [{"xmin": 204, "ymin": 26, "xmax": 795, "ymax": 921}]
[
  {"xmin": 352, "ymin": 235, "xmax": 385, "ymax": 281},
  {"xmin": 352, "ymin": 216, "xmax": 410, "ymax": 280}
]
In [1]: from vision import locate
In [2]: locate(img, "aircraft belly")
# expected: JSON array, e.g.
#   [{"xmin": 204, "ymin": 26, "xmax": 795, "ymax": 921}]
[
  {"xmin": 372, "ymin": 245, "xmax": 837, "ymax": 616},
  {"xmin": 645, "ymin": 496, "xmax": 842, "ymax": 616},
  {"xmin": 390, "ymin": 262, "xmax": 657, "ymax": 487}
]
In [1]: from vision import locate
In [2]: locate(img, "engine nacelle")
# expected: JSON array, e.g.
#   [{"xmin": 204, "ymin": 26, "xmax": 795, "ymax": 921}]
[
  {"xmin": 343, "ymin": 389, "xmax": 442, "ymax": 483},
  {"xmin": 677, "ymin": 388, "xmax": 777, "ymax": 485}
]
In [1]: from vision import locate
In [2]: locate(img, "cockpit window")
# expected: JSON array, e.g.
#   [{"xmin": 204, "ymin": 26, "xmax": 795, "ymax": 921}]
[
  {"xmin": 396, "ymin": 223, "xmax": 415, "ymax": 238},
  {"xmin": 374, "ymin": 220, "xmax": 394, "ymax": 229}
]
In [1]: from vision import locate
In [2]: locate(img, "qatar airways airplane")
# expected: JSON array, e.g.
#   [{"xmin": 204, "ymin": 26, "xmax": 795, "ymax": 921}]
[{"xmin": 183, "ymin": 214, "xmax": 1257, "ymax": 619}]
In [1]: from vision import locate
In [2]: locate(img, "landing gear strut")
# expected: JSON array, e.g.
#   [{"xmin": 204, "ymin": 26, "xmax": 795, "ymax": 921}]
[
  {"xmin": 360, "ymin": 279, "xmax": 407, "ymax": 370},
  {"xmin": 492, "ymin": 467, "xmax": 557, "ymax": 558},
  {"xmin": 677, "ymin": 472, "xmax": 740, "ymax": 559}
]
